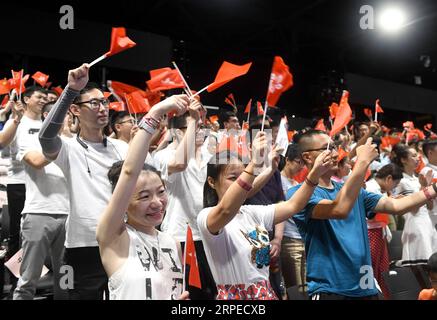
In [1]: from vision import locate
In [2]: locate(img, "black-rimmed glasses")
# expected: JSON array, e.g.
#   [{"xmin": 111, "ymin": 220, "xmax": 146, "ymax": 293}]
[{"xmin": 75, "ymin": 98, "xmax": 110, "ymax": 111}]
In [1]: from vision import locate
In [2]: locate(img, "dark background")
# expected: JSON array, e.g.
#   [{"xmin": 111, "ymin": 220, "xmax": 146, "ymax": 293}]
[{"xmin": 2, "ymin": 0, "xmax": 437, "ymax": 129}]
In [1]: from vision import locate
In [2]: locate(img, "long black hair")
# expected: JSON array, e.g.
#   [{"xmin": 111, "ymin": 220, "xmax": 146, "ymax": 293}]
[{"xmin": 391, "ymin": 144, "xmax": 411, "ymax": 171}]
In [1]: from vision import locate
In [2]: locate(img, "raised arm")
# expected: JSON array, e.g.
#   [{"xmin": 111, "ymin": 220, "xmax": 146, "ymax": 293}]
[
  {"xmin": 206, "ymin": 131, "xmax": 267, "ymax": 234},
  {"xmin": 273, "ymin": 149, "xmax": 335, "ymax": 224},
  {"xmin": 0, "ymin": 95, "xmax": 24, "ymax": 148},
  {"xmin": 307, "ymin": 138, "xmax": 378, "ymax": 220},
  {"xmin": 166, "ymin": 99, "xmax": 203, "ymax": 175},
  {"xmin": 96, "ymin": 94, "xmax": 189, "ymax": 246},
  {"xmin": 39, "ymin": 64, "xmax": 89, "ymax": 160}
]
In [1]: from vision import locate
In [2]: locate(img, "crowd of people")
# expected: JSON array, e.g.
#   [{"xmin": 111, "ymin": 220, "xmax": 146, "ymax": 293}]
[{"xmin": 0, "ymin": 62, "xmax": 437, "ymax": 300}]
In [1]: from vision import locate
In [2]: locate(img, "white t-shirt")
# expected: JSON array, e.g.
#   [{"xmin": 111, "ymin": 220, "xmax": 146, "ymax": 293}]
[
  {"xmin": 1, "ymin": 119, "xmax": 25, "ymax": 184},
  {"xmin": 156, "ymin": 146, "xmax": 211, "ymax": 242},
  {"xmin": 420, "ymin": 163, "xmax": 437, "ymax": 227},
  {"xmin": 54, "ymin": 136, "xmax": 128, "ymax": 248},
  {"xmin": 16, "ymin": 116, "xmax": 69, "ymax": 215},
  {"xmin": 109, "ymin": 225, "xmax": 183, "ymax": 300},
  {"xmin": 197, "ymin": 204, "xmax": 275, "ymax": 286}
]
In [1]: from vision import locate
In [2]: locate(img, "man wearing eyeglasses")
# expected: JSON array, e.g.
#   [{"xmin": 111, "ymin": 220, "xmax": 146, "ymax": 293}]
[
  {"xmin": 39, "ymin": 64, "xmax": 130, "ymax": 300},
  {"xmin": 110, "ymin": 111, "xmax": 137, "ymax": 144},
  {"xmin": 287, "ymin": 129, "xmax": 437, "ymax": 300}
]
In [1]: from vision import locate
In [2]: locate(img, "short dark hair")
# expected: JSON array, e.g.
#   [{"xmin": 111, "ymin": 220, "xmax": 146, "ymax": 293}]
[
  {"xmin": 108, "ymin": 161, "xmax": 164, "ymax": 193},
  {"xmin": 375, "ymin": 163, "xmax": 403, "ymax": 180},
  {"xmin": 168, "ymin": 112, "xmax": 188, "ymax": 129},
  {"xmin": 219, "ymin": 111, "xmax": 238, "ymax": 125},
  {"xmin": 278, "ymin": 144, "xmax": 301, "ymax": 171},
  {"xmin": 46, "ymin": 89, "xmax": 59, "ymax": 97},
  {"xmin": 428, "ymin": 252, "xmax": 437, "ymax": 273},
  {"xmin": 422, "ymin": 140, "xmax": 437, "ymax": 158},
  {"xmin": 110, "ymin": 111, "xmax": 131, "ymax": 133},
  {"xmin": 22, "ymin": 86, "xmax": 46, "ymax": 101},
  {"xmin": 294, "ymin": 129, "xmax": 327, "ymax": 147},
  {"xmin": 41, "ymin": 102, "xmax": 55, "ymax": 121},
  {"xmin": 391, "ymin": 144, "xmax": 411, "ymax": 170},
  {"xmin": 73, "ymin": 82, "xmax": 103, "ymax": 104}
]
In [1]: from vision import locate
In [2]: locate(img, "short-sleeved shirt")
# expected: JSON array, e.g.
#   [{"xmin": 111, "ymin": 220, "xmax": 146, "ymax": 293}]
[{"xmin": 287, "ymin": 181, "xmax": 382, "ymax": 297}]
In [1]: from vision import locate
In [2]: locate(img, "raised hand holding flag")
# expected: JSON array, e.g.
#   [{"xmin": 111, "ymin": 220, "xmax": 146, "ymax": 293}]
[
  {"xmin": 375, "ymin": 99, "xmax": 384, "ymax": 122},
  {"xmin": 88, "ymin": 27, "xmax": 136, "ymax": 67}
]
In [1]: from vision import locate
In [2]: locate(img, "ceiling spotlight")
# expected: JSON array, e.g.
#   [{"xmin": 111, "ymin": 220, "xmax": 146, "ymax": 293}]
[{"xmin": 379, "ymin": 7, "xmax": 407, "ymax": 33}]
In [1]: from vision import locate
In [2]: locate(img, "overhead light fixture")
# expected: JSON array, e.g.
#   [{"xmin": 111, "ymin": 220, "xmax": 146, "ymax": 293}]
[{"xmin": 379, "ymin": 7, "xmax": 407, "ymax": 33}]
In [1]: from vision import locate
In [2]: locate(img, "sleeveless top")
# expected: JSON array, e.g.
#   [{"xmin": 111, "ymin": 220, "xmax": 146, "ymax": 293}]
[{"xmin": 108, "ymin": 225, "xmax": 183, "ymax": 300}]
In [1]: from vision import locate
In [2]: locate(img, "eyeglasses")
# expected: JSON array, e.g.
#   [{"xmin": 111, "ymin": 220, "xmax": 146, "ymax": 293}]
[
  {"xmin": 75, "ymin": 98, "xmax": 110, "ymax": 111},
  {"xmin": 303, "ymin": 144, "xmax": 338, "ymax": 153}
]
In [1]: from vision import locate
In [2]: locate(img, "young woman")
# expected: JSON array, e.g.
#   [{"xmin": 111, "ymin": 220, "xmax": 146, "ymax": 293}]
[
  {"xmin": 197, "ymin": 132, "xmax": 335, "ymax": 300},
  {"xmin": 96, "ymin": 94, "xmax": 195, "ymax": 300},
  {"xmin": 392, "ymin": 144, "xmax": 437, "ymax": 266},
  {"xmin": 365, "ymin": 163, "xmax": 403, "ymax": 298}
]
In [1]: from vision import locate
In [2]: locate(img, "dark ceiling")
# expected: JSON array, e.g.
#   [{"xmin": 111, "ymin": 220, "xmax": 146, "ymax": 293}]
[{"xmin": 11, "ymin": 0, "xmax": 437, "ymax": 121}]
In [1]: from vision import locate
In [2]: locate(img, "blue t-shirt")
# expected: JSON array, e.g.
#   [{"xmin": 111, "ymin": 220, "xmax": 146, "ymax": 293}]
[{"xmin": 286, "ymin": 181, "xmax": 382, "ymax": 297}]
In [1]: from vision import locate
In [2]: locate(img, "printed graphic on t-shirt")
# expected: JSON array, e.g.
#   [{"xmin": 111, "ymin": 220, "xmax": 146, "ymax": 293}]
[
  {"xmin": 135, "ymin": 244, "xmax": 183, "ymax": 300},
  {"xmin": 240, "ymin": 225, "xmax": 270, "ymax": 268}
]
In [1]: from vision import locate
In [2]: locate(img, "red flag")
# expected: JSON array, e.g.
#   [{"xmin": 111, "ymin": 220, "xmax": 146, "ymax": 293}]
[
  {"xmin": 244, "ymin": 99, "xmax": 252, "ymax": 114},
  {"xmin": 217, "ymin": 135, "xmax": 239, "ymax": 154},
  {"xmin": 0, "ymin": 78, "xmax": 10, "ymax": 95},
  {"xmin": 337, "ymin": 147, "xmax": 349, "ymax": 161},
  {"xmin": 293, "ymin": 166, "xmax": 308, "ymax": 183},
  {"xmin": 45, "ymin": 81, "xmax": 52, "ymax": 89},
  {"xmin": 381, "ymin": 136, "xmax": 401, "ymax": 149},
  {"xmin": 225, "ymin": 93, "xmax": 236, "ymax": 106},
  {"xmin": 287, "ymin": 130, "xmax": 295, "ymax": 142},
  {"xmin": 103, "ymin": 92, "xmax": 112, "ymax": 99},
  {"xmin": 315, "ymin": 118, "xmax": 327, "ymax": 132},
  {"xmin": 238, "ymin": 132, "xmax": 250, "ymax": 159},
  {"xmin": 206, "ymin": 61, "xmax": 252, "ymax": 92},
  {"xmin": 266, "ymin": 56, "xmax": 293, "ymax": 106},
  {"xmin": 185, "ymin": 225, "xmax": 201, "ymax": 289},
  {"xmin": 363, "ymin": 108, "xmax": 373, "ymax": 119},
  {"xmin": 329, "ymin": 102, "xmax": 339, "ymax": 119},
  {"xmin": 8, "ymin": 71, "xmax": 28, "ymax": 94},
  {"xmin": 416, "ymin": 154, "xmax": 426, "ymax": 174},
  {"xmin": 125, "ymin": 91, "xmax": 150, "ymax": 114},
  {"xmin": 375, "ymin": 99, "xmax": 384, "ymax": 113},
  {"xmin": 109, "ymin": 101, "xmax": 125, "ymax": 112},
  {"xmin": 105, "ymin": 27, "xmax": 136, "ymax": 57},
  {"xmin": 330, "ymin": 90, "xmax": 352, "ymax": 137},
  {"xmin": 256, "ymin": 101, "xmax": 264, "ymax": 115},
  {"xmin": 52, "ymin": 86, "xmax": 63, "ymax": 96},
  {"xmin": 32, "ymin": 71, "xmax": 49, "ymax": 87},
  {"xmin": 147, "ymin": 68, "xmax": 184, "ymax": 91},
  {"xmin": 209, "ymin": 115, "xmax": 219, "ymax": 123},
  {"xmin": 1, "ymin": 95, "xmax": 9, "ymax": 108}
]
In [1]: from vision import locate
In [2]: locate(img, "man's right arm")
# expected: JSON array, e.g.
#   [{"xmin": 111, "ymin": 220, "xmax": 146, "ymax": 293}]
[{"xmin": 312, "ymin": 138, "xmax": 378, "ymax": 220}]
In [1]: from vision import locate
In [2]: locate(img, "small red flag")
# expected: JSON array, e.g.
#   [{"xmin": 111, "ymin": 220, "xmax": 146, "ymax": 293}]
[
  {"xmin": 125, "ymin": 91, "xmax": 150, "ymax": 114},
  {"xmin": 147, "ymin": 68, "xmax": 184, "ymax": 92},
  {"xmin": 256, "ymin": 101, "xmax": 264, "ymax": 115},
  {"xmin": 329, "ymin": 103, "xmax": 339, "ymax": 119},
  {"xmin": 103, "ymin": 92, "xmax": 112, "ymax": 99},
  {"xmin": 337, "ymin": 147, "xmax": 349, "ymax": 161},
  {"xmin": 207, "ymin": 61, "xmax": 252, "ymax": 92},
  {"xmin": 217, "ymin": 135, "xmax": 239, "ymax": 154},
  {"xmin": 375, "ymin": 99, "xmax": 384, "ymax": 113},
  {"xmin": 0, "ymin": 78, "xmax": 10, "ymax": 95},
  {"xmin": 105, "ymin": 27, "xmax": 136, "ymax": 57},
  {"xmin": 109, "ymin": 101, "xmax": 125, "ymax": 112},
  {"xmin": 363, "ymin": 108, "xmax": 373, "ymax": 119},
  {"xmin": 1, "ymin": 95, "xmax": 9, "ymax": 108},
  {"xmin": 185, "ymin": 225, "xmax": 201, "ymax": 289},
  {"xmin": 244, "ymin": 99, "xmax": 252, "ymax": 114},
  {"xmin": 330, "ymin": 90, "xmax": 352, "ymax": 137},
  {"xmin": 315, "ymin": 118, "xmax": 327, "ymax": 132},
  {"xmin": 32, "ymin": 71, "xmax": 49, "ymax": 87},
  {"xmin": 209, "ymin": 115, "xmax": 219, "ymax": 123},
  {"xmin": 266, "ymin": 56, "xmax": 293, "ymax": 107}
]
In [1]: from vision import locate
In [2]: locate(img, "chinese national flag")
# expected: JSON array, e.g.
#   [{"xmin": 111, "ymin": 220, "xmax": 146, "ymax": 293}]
[
  {"xmin": 244, "ymin": 99, "xmax": 252, "ymax": 114},
  {"xmin": 330, "ymin": 90, "xmax": 352, "ymax": 137},
  {"xmin": 32, "ymin": 71, "xmax": 49, "ymax": 87},
  {"xmin": 329, "ymin": 103, "xmax": 339, "ymax": 119},
  {"xmin": 0, "ymin": 78, "xmax": 10, "ymax": 95},
  {"xmin": 375, "ymin": 99, "xmax": 384, "ymax": 113},
  {"xmin": 125, "ymin": 91, "xmax": 150, "ymax": 114},
  {"xmin": 109, "ymin": 101, "xmax": 125, "ymax": 112},
  {"xmin": 256, "ymin": 101, "xmax": 264, "ymax": 115},
  {"xmin": 8, "ymin": 71, "xmax": 28, "ymax": 94},
  {"xmin": 315, "ymin": 118, "xmax": 327, "ymax": 132},
  {"xmin": 185, "ymin": 225, "xmax": 201, "ymax": 289},
  {"xmin": 105, "ymin": 27, "xmax": 136, "ymax": 57},
  {"xmin": 209, "ymin": 115, "xmax": 219, "ymax": 123},
  {"xmin": 363, "ymin": 108, "xmax": 373, "ymax": 119},
  {"xmin": 206, "ymin": 61, "xmax": 252, "ymax": 92},
  {"xmin": 381, "ymin": 136, "xmax": 401, "ymax": 149},
  {"xmin": 266, "ymin": 56, "xmax": 293, "ymax": 107},
  {"xmin": 224, "ymin": 93, "xmax": 236, "ymax": 107},
  {"xmin": 146, "ymin": 68, "xmax": 184, "ymax": 92}
]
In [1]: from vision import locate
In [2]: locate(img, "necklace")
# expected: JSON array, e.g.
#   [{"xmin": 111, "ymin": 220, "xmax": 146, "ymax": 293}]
[{"xmin": 136, "ymin": 229, "xmax": 163, "ymax": 271}]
